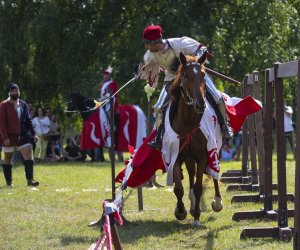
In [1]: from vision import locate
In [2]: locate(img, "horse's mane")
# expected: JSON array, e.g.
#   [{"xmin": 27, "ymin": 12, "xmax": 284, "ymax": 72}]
[{"xmin": 169, "ymin": 55, "xmax": 199, "ymax": 101}]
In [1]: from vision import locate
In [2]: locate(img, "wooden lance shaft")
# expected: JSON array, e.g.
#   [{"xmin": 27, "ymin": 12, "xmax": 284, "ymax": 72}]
[{"xmin": 204, "ymin": 67, "xmax": 241, "ymax": 85}]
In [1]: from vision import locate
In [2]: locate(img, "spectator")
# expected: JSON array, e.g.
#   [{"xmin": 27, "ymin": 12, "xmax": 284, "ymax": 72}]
[
  {"xmin": 221, "ymin": 143, "xmax": 235, "ymax": 161},
  {"xmin": 45, "ymin": 140, "xmax": 62, "ymax": 162},
  {"xmin": 0, "ymin": 83, "xmax": 39, "ymax": 187},
  {"xmin": 49, "ymin": 114, "xmax": 61, "ymax": 141},
  {"xmin": 46, "ymin": 107, "xmax": 52, "ymax": 119},
  {"xmin": 233, "ymin": 129, "xmax": 242, "ymax": 161},
  {"xmin": 63, "ymin": 138, "xmax": 85, "ymax": 161},
  {"xmin": 284, "ymin": 104, "xmax": 295, "ymax": 159},
  {"xmin": 29, "ymin": 109, "xmax": 35, "ymax": 119},
  {"xmin": 27, "ymin": 102, "xmax": 33, "ymax": 113},
  {"xmin": 73, "ymin": 134, "xmax": 87, "ymax": 161},
  {"xmin": 32, "ymin": 107, "xmax": 50, "ymax": 162}
]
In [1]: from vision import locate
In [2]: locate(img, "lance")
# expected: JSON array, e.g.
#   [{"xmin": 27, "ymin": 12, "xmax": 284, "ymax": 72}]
[
  {"xmin": 204, "ymin": 67, "xmax": 241, "ymax": 85},
  {"xmin": 97, "ymin": 76, "xmax": 137, "ymax": 107}
]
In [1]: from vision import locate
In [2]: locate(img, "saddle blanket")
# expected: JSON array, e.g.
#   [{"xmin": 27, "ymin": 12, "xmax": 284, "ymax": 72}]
[
  {"xmin": 162, "ymin": 99, "xmax": 222, "ymax": 185},
  {"xmin": 115, "ymin": 93, "xmax": 262, "ymax": 188}
]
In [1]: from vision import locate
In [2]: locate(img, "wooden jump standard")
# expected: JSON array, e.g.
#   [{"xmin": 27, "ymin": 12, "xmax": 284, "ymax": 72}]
[
  {"xmin": 220, "ymin": 75, "xmax": 252, "ymax": 183},
  {"xmin": 224, "ymin": 72, "xmax": 261, "ymax": 193},
  {"xmin": 240, "ymin": 60, "xmax": 299, "ymax": 241}
]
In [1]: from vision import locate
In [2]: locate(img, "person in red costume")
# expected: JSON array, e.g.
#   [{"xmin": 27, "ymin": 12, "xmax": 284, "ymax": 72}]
[
  {"xmin": 99, "ymin": 67, "xmax": 123, "ymax": 162},
  {"xmin": 0, "ymin": 83, "xmax": 39, "ymax": 187}
]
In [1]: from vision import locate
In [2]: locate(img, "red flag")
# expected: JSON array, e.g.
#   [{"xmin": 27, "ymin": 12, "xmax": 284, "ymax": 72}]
[
  {"xmin": 115, "ymin": 130, "xmax": 165, "ymax": 187},
  {"xmin": 223, "ymin": 94, "xmax": 262, "ymax": 133}
]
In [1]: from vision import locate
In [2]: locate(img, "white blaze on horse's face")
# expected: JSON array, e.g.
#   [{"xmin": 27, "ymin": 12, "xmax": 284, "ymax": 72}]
[{"xmin": 193, "ymin": 67, "xmax": 198, "ymax": 75}]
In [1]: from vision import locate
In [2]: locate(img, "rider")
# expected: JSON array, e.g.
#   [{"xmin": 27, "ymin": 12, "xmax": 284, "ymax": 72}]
[{"xmin": 137, "ymin": 24, "xmax": 233, "ymax": 150}]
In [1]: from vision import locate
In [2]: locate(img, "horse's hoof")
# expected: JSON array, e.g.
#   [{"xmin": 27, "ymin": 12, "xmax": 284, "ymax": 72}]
[
  {"xmin": 191, "ymin": 220, "xmax": 201, "ymax": 227},
  {"xmin": 211, "ymin": 196, "xmax": 223, "ymax": 212},
  {"xmin": 174, "ymin": 207, "xmax": 187, "ymax": 220}
]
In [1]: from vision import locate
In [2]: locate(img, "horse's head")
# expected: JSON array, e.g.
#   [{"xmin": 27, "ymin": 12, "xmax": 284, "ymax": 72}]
[
  {"xmin": 67, "ymin": 93, "xmax": 97, "ymax": 118},
  {"xmin": 170, "ymin": 52, "xmax": 207, "ymax": 114}
]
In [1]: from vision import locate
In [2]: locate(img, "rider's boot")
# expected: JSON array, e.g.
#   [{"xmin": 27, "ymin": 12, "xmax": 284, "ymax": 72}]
[
  {"xmin": 217, "ymin": 99, "xmax": 233, "ymax": 139},
  {"xmin": 148, "ymin": 122, "xmax": 164, "ymax": 150},
  {"xmin": 148, "ymin": 108, "xmax": 165, "ymax": 150}
]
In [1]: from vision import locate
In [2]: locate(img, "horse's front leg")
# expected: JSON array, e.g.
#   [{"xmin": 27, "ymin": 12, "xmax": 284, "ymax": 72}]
[
  {"xmin": 211, "ymin": 178, "xmax": 223, "ymax": 212},
  {"xmin": 184, "ymin": 158, "xmax": 196, "ymax": 216},
  {"xmin": 192, "ymin": 163, "xmax": 205, "ymax": 226},
  {"xmin": 173, "ymin": 161, "xmax": 187, "ymax": 221}
]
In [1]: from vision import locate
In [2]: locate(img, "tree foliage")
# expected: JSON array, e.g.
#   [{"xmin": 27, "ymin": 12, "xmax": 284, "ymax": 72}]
[{"xmin": 0, "ymin": 0, "xmax": 299, "ymax": 120}]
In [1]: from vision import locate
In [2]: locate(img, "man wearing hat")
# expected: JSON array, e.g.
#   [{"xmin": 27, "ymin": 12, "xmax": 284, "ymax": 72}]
[
  {"xmin": 0, "ymin": 83, "xmax": 39, "ymax": 187},
  {"xmin": 137, "ymin": 24, "xmax": 233, "ymax": 150},
  {"xmin": 99, "ymin": 66, "xmax": 123, "ymax": 162}
]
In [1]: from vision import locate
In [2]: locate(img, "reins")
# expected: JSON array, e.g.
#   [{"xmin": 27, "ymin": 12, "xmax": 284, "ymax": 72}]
[{"xmin": 177, "ymin": 125, "xmax": 199, "ymax": 153}]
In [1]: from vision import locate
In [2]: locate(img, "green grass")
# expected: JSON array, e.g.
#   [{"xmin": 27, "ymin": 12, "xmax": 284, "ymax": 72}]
[{"xmin": 0, "ymin": 153, "xmax": 295, "ymax": 250}]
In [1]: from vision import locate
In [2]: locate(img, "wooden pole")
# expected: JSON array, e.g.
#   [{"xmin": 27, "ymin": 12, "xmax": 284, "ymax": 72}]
[
  {"xmin": 205, "ymin": 67, "xmax": 241, "ymax": 85},
  {"xmin": 109, "ymin": 98, "xmax": 116, "ymax": 200},
  {"xmin": 294, "ymin": 60, "xmax": 300, "ymax": 250}
]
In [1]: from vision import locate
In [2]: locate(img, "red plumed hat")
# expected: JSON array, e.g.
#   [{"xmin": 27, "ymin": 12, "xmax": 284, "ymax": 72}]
[{"xmin": 143, "ymin": 25, "xmax": 163, "ymax": 44}]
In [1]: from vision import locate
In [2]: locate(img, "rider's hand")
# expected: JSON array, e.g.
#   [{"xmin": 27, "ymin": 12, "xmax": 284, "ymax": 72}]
[{"xmin": 144, "ymin": 84, "xmax": 155, "ymax": 101}]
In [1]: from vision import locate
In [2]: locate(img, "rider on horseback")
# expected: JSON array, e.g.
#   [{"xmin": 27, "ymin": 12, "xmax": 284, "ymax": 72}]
[{"xmin": 137, "ymin": 25, "xmax": 233, "ymax": 150}]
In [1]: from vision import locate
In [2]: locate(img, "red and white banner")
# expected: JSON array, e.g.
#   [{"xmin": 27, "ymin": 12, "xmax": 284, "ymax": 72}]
[
  {"xmin": 80, "ymin": 104, "xmax": 147, "ymax": 152},
  {"xmin": 223, "ymin": 93, "xmax": 263, "ymax": 133},
  {"xmin": 80, "ymin": 107, "xmax": 110, "ymax": 150},
  {"xmin": 117, "ymin": 105, "xmax": 147, "ymax": 152}
]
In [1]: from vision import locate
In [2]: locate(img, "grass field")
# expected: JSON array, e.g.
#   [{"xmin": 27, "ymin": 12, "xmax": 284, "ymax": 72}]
[{"xmin": 0, "ymin": 152, "xmax": 296, "ymax": 250}]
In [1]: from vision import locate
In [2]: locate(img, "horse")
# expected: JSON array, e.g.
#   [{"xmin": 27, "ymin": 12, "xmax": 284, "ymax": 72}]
[
  {"xmin": 168, "ymin": 52, "xmax": 223, "ymax": 226},
  {"xmin": 67, "ymin": 93, "xmax": 147, "ymax": 154}
]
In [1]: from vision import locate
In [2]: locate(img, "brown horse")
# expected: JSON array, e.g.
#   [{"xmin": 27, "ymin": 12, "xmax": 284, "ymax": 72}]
[{"xmin": 169, "ymin": 52, "xmax": 223, "ymax": 226}]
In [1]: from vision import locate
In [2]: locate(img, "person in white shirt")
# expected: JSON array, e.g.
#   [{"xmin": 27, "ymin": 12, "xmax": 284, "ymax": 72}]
[
  {"xmin": 284, "ymin": 104, "xmax": 295, "ymax": 159},
  {"xmin": 32, "ymin": 107, "xmax": 50, "ymax": 161}
]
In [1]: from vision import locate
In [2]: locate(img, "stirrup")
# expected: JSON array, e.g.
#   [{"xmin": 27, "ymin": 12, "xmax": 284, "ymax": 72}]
[{"xmin": 223, "ymin": 124, "xmax": 234, "ymax": 139}]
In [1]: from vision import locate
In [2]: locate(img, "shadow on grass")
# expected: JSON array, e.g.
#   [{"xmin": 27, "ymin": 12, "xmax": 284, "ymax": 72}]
[
  {"xmin": 59, "ymin": 235, "xmax": 95, "ymax": 246},
  {"xmin": 117, "ymin": 219, "xmax": 208, "ymax": 243}
]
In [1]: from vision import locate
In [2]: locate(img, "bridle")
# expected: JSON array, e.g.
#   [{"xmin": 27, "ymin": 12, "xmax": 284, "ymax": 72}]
[{"xmin": 180, "ymin": 62, "xmax": 206, "ymax": 113}]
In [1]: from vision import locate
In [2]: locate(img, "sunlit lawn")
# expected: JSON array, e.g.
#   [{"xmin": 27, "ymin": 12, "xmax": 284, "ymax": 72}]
[{"xmin": 0, "ymin": 151, "xmax": 296, "ymax": 250}]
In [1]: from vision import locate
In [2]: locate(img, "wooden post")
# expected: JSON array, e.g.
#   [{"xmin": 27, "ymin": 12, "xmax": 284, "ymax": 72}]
[
  {"xmin": 264, "ymin": 68, "xmax": 275, "ymax": 211},
  {"xmin": 294, "ymin": 59, "xmax": 300, "ymax": 250},
  {"xmin": 110, "ymin": 98, "xmax": 116, "ymax": 200},
  {"xmin": 274, "ymin": 62, "xmax": 289, "ymax": 230}
]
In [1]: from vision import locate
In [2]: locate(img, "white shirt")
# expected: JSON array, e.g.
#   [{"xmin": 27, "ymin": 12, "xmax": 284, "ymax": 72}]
[
  {"xmin": 139, "ymin": 37, "xmax": 200, "ymax": 87},
  {"xmin": 284, "ymin": 106, "xmax": 294, "ymax": 132},
  {"xmin": 32, "ymin": 116, "xmax": 50, "ymax": 135}
]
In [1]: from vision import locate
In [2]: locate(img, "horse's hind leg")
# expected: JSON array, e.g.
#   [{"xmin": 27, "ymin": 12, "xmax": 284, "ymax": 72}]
[
  {"xmin": 212, "ymin": 178, "xmax": 223, "ymax": 212},
  {"xmin": 173, "ymin": 161, "xmax": 187, "ymax": 221}
]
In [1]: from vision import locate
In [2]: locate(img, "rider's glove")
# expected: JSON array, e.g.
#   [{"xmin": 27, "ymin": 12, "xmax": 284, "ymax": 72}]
[{"xmin": 144, "ymin": 84, "xmax": 155, "ymax": 101}]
